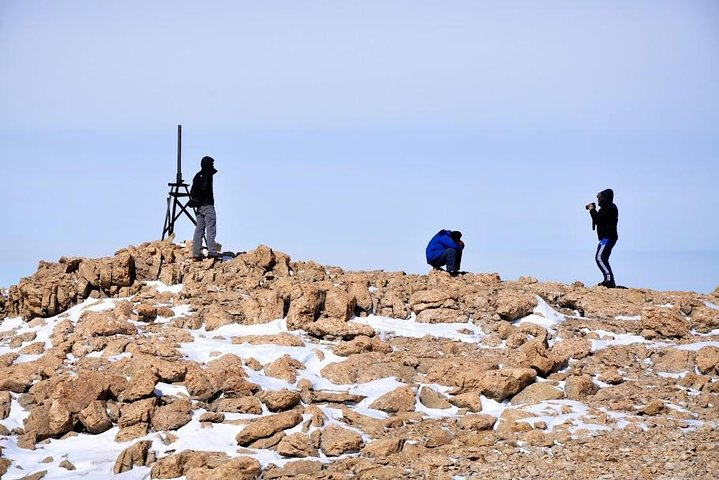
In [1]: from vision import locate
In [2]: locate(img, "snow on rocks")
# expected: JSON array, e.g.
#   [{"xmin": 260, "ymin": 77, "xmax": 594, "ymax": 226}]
[{"xmin": 0, "ymin": 240, "xmax": 718, "ymax": 479}]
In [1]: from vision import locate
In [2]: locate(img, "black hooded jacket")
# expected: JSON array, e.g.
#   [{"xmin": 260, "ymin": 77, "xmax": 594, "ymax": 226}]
[
  {"xmin": 190, "ymin": 156, "xmax": 217, "ymax": 207},
  {"xmin": 590, "ymin": 188, "xmax": 618, "ymax": 241}
]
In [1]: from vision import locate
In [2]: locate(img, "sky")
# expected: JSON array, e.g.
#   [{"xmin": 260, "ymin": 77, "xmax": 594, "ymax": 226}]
[{"xmin": 1, "ymin": 0, "xmax": 718, "ymax": 293}]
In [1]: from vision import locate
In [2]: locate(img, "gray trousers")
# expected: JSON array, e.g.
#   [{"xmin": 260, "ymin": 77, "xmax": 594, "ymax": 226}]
[{"xmin": 193, "ymin": 205, "xmax": 217, "ymax": 257}]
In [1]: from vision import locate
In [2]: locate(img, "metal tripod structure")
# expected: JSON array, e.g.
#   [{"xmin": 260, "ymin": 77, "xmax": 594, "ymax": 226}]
[{"xmin": 162, "ymin": 125, "xmax": 197, "ymax": 239}]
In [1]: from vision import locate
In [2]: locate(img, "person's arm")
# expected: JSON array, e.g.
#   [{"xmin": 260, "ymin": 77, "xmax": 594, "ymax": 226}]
[{"xmin": 437, "ymin": 235, "xmax": 462, "ymax": 250}]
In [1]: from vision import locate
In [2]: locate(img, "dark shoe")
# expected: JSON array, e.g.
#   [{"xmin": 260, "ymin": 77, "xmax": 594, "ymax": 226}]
[
  {"xmin": 192, "ymin": 256, "xmax": 203, "ymax": 262},
  {"xmin": 449, "ymin": 270, "xmax": 468, "ymax": 277},
  {"xmin": 598, "ymin": 280, "xmax": 616, "ymax": 288}
]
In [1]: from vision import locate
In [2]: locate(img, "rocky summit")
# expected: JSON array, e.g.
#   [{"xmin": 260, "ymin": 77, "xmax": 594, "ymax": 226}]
[{"xmin": 0, "ymin": 238, "xmax": 718, "ymax": 480}]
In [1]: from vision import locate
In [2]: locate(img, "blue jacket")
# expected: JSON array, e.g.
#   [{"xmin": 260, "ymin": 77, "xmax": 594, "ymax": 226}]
[{"xmin": 426, "ymin": 229, "xmax": 462, "ymax": 263}]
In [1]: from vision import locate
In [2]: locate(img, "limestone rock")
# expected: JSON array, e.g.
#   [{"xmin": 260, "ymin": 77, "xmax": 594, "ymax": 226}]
[
  {"xmin": 324, "ymin": 288, "xmax": 356, "ymax": 321},
  {"xmin": 361, "ymin": 437, "xmax": 404, "ymax": 458},
  {"xmin": 696, "ymin": 346, "xmax": 719, "ymax": 374},
  {"xmin": 264, "ymin": 355, "xmax": 304, "ymax": 383},
  {"xmin": 319, "ymin": 424, "xmax": 363, "ymax": 456},
  {"xmin": 235, "ymin": 410, "xmax": 303, "ymax": 446},
  {"xmin": 275, "ymin": 432, "xmax": 318, "ymax": 457},
  {"xmin": 475, "ymin": 368, "xmax": 537, "ymax": 402},
  {"xmin": 458, "ymin": 414, "xmax": 496, "ymax": 431},
  {"xmin": 0, "ymin": 391, "xmax": 11, "ymax": 420},
  {"xmin": 150, "ymin": 450, "xmax": 230, "ymax": 479},
  {"xmin": 75, "ymin": 310, "xmax": 137, "ymax": 337},
  {"xmin": 264, "ymin": 460, "xmax": 322, "ymax": 479},
  {"xmin": 257, "ymin": 389, "xmax": 302, "ymax": 412},
  {"xmin": 304, "ymin": 318, "xmax": 375, "ymax": 339},
  {"xmin": 185, "ymin": 456, "xmax": 262, "ymax": 480},
  {"xmin": 333, "ymin": 335, "xmax": 392, "ymax": 356},
  {"xmin": 78, "ymin": 400, "xmax": 113, "ymax": 434},
  {"xmin": 564, "ymin": 375, "xmax": 598, "ymax": 400},
  {"xmin": 640, "ymin": 308, "xmax": 689, "ymax": 338},
  {"xmin": 418, "ymin": 386, "xmax": 452, "ymax": 409},
  {"xmin": 511, "ymin": 382, "xmax": 564, "ymax": 405},
  {"xmin": 448, "ymin": 391, "xmax": 483, "ymax": 412},
  {"xmin": 113, "ymin": 440, "xmax": 152, "ymax": 474},
  {"xmin": 369, "ymin": 386, "xmax": 415, "ymax": 413},
  {"xmin": 152, "ymin": 399, "xmax": 192, "ymax": 431},
  {"xmin": 495, "ymin": 290, "xmax": 537, "ymax": 320},
  {"xmin": 286, "ymin": 285, "xmax": 324, "ymax": 330}
]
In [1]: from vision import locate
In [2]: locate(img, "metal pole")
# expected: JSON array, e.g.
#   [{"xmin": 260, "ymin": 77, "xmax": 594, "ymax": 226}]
[{"xmin": 176, "ymin": 124, "xmax": 182, "ymax": 184}]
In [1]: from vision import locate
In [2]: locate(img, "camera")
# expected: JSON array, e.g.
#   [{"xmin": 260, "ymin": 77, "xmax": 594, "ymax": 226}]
[{"xmin": 585, "ymin": 202, "xmax": 596, "ymax": 210}]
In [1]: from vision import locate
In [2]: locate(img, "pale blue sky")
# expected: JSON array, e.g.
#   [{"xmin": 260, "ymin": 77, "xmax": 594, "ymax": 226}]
[{"xmin": 1, "ymin": 1, "xmax": 718, "ymax": 292}]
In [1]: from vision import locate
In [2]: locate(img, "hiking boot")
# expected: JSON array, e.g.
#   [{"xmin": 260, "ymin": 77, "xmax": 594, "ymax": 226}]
[
  {"xmin": 192, "ymin": 257, "xmax": 203, "ymax": 262},
  {"xmin": 598, "ymin": 280, "xmax": 616, "ymax": 288}
]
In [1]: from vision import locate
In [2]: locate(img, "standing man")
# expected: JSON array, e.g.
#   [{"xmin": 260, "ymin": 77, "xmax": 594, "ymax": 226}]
[
  {"xmin": 426, "ymin": 229, "xmax": 465, "ymax": 276},
  {"xmin": 190, "ymin": 156, "xmax": 218, "ymax": 261},
  {"xmin": 587, "ymin": 188, "xmax": 618, "ymax": 287}
]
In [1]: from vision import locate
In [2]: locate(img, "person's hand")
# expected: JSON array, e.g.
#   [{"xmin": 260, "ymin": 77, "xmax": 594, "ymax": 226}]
[
  {"xmin": 586, "ymin": 202, "xmax": 596, "ymax": 211},
  {"xmin": 458, "ymin": 240, "xmax": 465, "ymax": 248}
]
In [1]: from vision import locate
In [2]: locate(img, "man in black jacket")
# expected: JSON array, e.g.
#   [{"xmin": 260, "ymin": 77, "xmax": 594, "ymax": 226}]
[
  {"xmin": 190, "ymin": 156, "xmax": 218, "ymax": 261},
  {"xmin": 587, "ymin": 188, "xmax": 618, "ymax": 287}
]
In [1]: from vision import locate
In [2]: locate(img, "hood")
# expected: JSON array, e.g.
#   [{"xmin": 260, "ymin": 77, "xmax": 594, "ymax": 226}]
[
  {"xmin": 598, "ymin": 188, "xmax": 614, "ymax": 206},
  {"xmin": 201, "ymin": 156, "xmax": 217, "ymax": 174}
]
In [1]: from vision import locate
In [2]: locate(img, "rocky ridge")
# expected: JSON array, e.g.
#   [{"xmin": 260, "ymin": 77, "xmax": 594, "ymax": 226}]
[{"xmin": 0, "ymin": 238, "xmax": 718, "ymax": 479}]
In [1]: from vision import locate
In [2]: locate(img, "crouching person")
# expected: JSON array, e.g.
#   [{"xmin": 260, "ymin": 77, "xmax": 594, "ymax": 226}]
[{"xmin": 426, "ymin": 229, "xmax": 465, "ymax": 276}]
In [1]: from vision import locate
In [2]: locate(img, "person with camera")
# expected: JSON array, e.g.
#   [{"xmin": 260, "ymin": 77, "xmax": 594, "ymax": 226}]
[
  {"xmin": 586, "ymin": 188, "xmax": 619, "ymax": 288},
  {"xmin": 189, "ymin": 156, "xmax": 219, "ymax": 262},
  {"xmin": 426, "ymin": 229, "xmax": 465, "ymax": 276}
]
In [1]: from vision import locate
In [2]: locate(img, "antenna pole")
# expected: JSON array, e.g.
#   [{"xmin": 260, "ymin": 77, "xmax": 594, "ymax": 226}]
[
  {"xmin": 162, "ymin": 124, "xmax": 196, "ymax": 240},
  {"xmin": 176, "ymin": 124, "xmax": 183, "ymax": 184}
]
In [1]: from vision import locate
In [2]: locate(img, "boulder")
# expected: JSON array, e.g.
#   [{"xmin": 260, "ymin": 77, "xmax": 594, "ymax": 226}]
[
  {"xmin": 118, "ymin": 397, "xmax": 157, "ymax": 428},
  {"xmin": 510, "ymin": 339, "xmax": 563, "ymax": 376},
  {"xmin": 458, "ymin": 414, "xmax": 496, "ymax": 431},
  {"xmin": 474, "ymin": 368, "xmax": 537, "ymax": 402},
  {"xmin": 409, "ymin": 289, "xmax": 453, "ymax": 313},
  {"xmin": 369, "ymin": 386, "xmax": 415, "ymax": 413},
  {"xmin": 418, "ymin": 386, "xmax": 452, "ymax": 409},
  {"xmin": 201, "ymin": 304, "xmax": 235, "ymax": 331},
  {"xmin": 333, "ymin": 335, "xmax": 392, "ymax": 356},
  {"xmin": 0, "ymin": 391, "xmax": 11, "ymax": 419},
  {"xmin": 304, "ymin": 318, "xmax": 375, "ymax": 339},
  {"xmin": 564, "ymin": 375, "xmax": 598, "ymax": 400},
  {"xmin": 448, "ymin": 391, "xmax": 483, "ymax": 412},
  {"xmin": 319, "ymin": 425, "xmax": 363, "ymax": 456},
  {"xmin": 185, "ymin": 456, "xmax": 262, "ymax": 480},
  {"xmin": 551, "ymin": 338, "xmax": 592, "ymax": 363},
  {"xmin": 236, "ymin": 410, "xmax": 303, "ymax": 446},
  {"xmin": 264, "ymin": 355, "xmax": 304, "ymax": 383},
  {"xmin": 75, "ymin": 310, "xmax": 137, "ymax": 337},
  {"xmin": 208, "ymin": 397, "xmax": 262, "ymax": 415},
  {"xmin": 184, "ymin": 365, "xmax": 219, "ymax": 401},
  {"xmin": 324, "ymin": 288, "xmax": 356, "ymax": 321},
  {"xmin": 78, "ymin": 400, "xmax": 113, "ymax": 434},
  {"xmin": 113, "ymin": 440, "xmax": 152, "ymax": 474},
  {"xmin": 511, "ymin": 382, "xmax": 564, "ymax": 405},
  {"xmin": 286, "ymin": 285, "xmax": 324, "ymax": 330},
  {"xmin": 696, "ymin": 346, "xmax": 719, "ymax": 374},
  {"xmin": 150, "ymin": 450, "xmax": 230, "ymax": 479},
  {"xmin": 257, "ymin": 389, "xmax": 302, "ymax": 412},
  {"xmin": 361, "ymin": 437, "xmax": 404, "ymax": 458},
  {"xmin": 275, "ymin": 432, "xmax": 318, "ymax": 457},
  {"xmin": 495, "ymin": 290, "xmax": 537, "ymax": 320},
  {"xmin": 152, "ymin": 399, "xmax": 193, "ymax": 431},
  {"xmin": 119, "ymin": 366, "xmax": 158, "ymax": 402},
  {"xmin": 640, "ymin": 308, "xmax": 689, "ymax": 338},
  {"xmin": 264, "ymin": 460, "xmax": 322, "ymax": 479}
]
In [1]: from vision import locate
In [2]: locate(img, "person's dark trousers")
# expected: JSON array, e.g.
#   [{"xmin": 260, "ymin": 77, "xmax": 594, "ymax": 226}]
[
  {"xmin": 595, "ymin": 238, "xmax": 616, "ymax": 285},
  {"xmin": 429, "ymin": 248, "xmax": 462, "ymax": 273}
]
